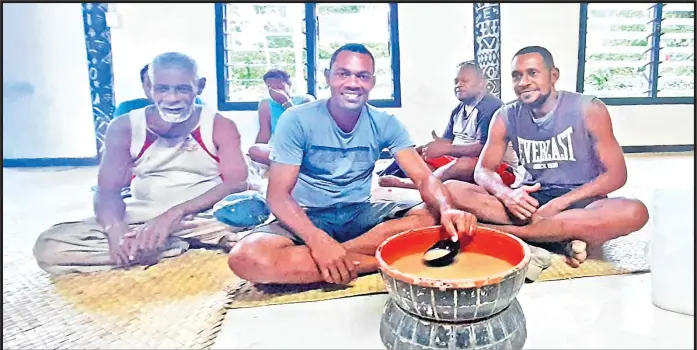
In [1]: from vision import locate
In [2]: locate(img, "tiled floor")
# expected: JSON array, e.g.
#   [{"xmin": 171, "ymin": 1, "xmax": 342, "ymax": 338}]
[
  {"xmin": 212, "ymin": 274, "xmax": 694, "ymax": 349},
  {"xmin": 3, "ymin": 152, "xmax": 694, "ymax": 349}
]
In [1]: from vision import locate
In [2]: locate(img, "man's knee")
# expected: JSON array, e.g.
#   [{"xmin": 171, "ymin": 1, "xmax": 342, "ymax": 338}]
[
  {"xmin": 404, "ymin": 204, "xmax": 438, "ymax": 227},
  {"xmin": 625, "ymin": 199, "xmax": 649, "ymax": 229},
  {"xmin": 227, "ymin": 236, "xmax": 280, "ymax": 283},
  {"xmin": 33, "ymin": 226, "xmax": 68, "ymax": 275},
  {"xmin": 248, "ymin": 144, "xmax": 270, "ymax": 163}
]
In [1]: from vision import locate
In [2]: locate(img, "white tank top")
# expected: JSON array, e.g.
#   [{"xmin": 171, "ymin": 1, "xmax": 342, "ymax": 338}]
[{"xmin": 123, "ymin": 106, "xmax": 222, "ymax": 224}]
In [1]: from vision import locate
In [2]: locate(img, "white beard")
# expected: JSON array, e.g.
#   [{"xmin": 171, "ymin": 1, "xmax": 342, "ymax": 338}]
[{"xmin": 157, "ymin": 106, "xmax": 193, "ymax": 123}]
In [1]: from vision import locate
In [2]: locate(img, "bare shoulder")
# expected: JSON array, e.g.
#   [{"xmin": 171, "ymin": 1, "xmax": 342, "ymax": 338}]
[
  {"xmin": 107, "ymin": 114, "xmax": 131, "ymax": 132},
  {"xmin": 583, "ymin": 98, "xmax": 613, "ymax": 131},
  {"xmin": 258, "ymin": 98, "xmax": 271, "ymax": 110},
  {"xmin": 104, "ymin": 115, "xmax": 131, "ymax": 147},
  {"xmin": 213, "ymin": 114, "xmax": 241, "ymax": 143},
  {"xmin": 490, "ymin": 106, "xmax": 509, "ymax": 130}
]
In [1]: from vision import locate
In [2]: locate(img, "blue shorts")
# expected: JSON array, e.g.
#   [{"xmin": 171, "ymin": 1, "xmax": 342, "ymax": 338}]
[{"xmin": 249, "ymin": 200, "xmax": 422, "ymax": 245}]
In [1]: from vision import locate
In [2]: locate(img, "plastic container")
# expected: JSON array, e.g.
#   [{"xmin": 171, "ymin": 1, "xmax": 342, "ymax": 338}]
[{"xmin": 650, "ymin": 187, "xmax": 694, "ymax": 315}]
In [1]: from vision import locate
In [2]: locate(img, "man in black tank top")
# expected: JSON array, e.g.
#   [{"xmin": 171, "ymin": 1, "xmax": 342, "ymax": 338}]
[{"xmin": 445, "ymin": 46, "xmax": 649, "ymax": 274}]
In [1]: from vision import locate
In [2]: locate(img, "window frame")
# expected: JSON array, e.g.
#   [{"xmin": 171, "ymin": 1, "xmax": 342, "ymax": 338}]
[
  {"xmin": 214, "ymin": 3, "xmax": 402, "ymax": 111},
  {"xmin": 576, "ymin": 3, "xmax": 694, "ymax": 105}
]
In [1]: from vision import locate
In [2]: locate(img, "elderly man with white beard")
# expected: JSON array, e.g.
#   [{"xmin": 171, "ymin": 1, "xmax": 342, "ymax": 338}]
[{"xmin": 33, "ymin": 52, "xmax": 257, "ymax": 275}]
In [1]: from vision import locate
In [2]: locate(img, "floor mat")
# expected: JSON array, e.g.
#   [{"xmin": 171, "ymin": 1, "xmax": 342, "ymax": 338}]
[
  {"xmin": 226, "ymin": 234, "xmax": 649, "ymax": 309},
  {"xmin": 3, "ymin": 249, "xmax": 238, "ymax": 349}
]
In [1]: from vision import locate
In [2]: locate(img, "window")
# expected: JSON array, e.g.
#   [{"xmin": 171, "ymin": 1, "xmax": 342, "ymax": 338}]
[
  {"xmin": 577, "ymin": 3, "xmax": 694, "ymax": 105},
  {"xmin": 215, "ymin": 3, "xmax": 401, "ymax": 111}
]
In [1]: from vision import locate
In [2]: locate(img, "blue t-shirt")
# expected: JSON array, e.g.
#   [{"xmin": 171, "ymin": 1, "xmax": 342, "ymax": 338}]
[
  {"xmin": 113, "ymin": 97, "xmax": 205, "ymax": 116},
  {"xmin": 270, "ymin": 99, "xmax": 414, "ymax": 207}
]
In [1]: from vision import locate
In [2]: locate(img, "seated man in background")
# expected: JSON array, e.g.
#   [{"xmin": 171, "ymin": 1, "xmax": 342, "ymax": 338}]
[
  {"xmin": 34, "ymin": 52, "xmax": 257, "ymax": 275},
  {"xmin": 113, "ymin": 63, "xmax": 205, "ymax": 117},
  {"xmin": 228, "ymin": 44, "xmax": 477, "ymax": 285},
  {"xmin": 445, "ymin": 46, "xmax": 649, "ymax": 272},
  {"xmin": 378, "ymin": 61, "xmax": 520, "ymax": 189},
  {"xmin": 247, "ymin": 69, "xmax": 315, "ymax": 166}
]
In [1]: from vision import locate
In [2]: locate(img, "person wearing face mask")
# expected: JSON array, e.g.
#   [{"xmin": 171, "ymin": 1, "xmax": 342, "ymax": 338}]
[
  {"xmin": 33, "ymin": 52, "xmax": 262, "ymax": 275},
  {"xmin": 444, "ymin": 46, "xmax": 649, "ymax": 275},
  {"xmin": 227, "ymin": 44, "xmax": 478, "ymax": 285},
  {"xmin": 377, "ymin": 61, "xmax": 521, "ymax": 189},
  {"xmin": 248, "ymin": 69, "xmax": 315, "ymax": 166}
]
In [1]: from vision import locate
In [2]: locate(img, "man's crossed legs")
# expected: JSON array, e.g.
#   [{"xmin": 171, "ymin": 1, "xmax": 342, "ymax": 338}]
[
  {"xmin": 33, "ymin": 212, "xmax": 245, "ymax": 276},
  {"xmin": 227, "ymin": 200, "xmax": 436, "ymax": 284},
  {"xmin": 444, "ymin": 181, "xmax": 649, "ymax": 268}
]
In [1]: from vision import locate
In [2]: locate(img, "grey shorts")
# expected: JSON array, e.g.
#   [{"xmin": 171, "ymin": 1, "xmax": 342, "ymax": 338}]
[{"xmin": 249, "ymin": 200, "xmax": 423, "ymax": 245}]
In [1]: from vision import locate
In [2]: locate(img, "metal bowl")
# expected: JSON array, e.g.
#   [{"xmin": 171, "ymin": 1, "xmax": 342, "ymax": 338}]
[{"xmin": 376, "ymin": 226, "xmax": 530, "ymax": 322}]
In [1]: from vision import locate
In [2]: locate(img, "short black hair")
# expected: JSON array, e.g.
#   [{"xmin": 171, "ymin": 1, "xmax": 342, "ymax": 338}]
[
  {"xmin": 457, "ymin": 60, "xmax": 485, "ymax": 79},
  {"xmin": 140, "ymin": 64, "xmax": 149, "ymax": 83},
  {"xmin": 328, "ymin": 43, "xmax": 375, "ymax": 70},
  {"xmin": 262, "ymin": 68, "xmax": 292, "ymax": 84},
  {"xmin": 513, "ymin": 46, "xmax": 555, "ymax": 69}
]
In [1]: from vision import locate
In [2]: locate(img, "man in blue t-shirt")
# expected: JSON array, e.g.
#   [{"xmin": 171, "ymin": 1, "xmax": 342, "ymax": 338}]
[
  {"xmin": 113, "ymin": 64, "xmax": 204, "ymax": 117},
  {"xmin": 228, "ymin": 44, "xmax": 477, "ymax": 285}
]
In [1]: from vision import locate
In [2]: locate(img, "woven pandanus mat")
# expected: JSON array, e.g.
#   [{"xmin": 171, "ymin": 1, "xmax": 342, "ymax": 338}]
[
  {"xmin": 3, "ymin": 249, "xmax": 239, "ymax": 349},
  {"xmin": 227, "ymin": 234, "xmax": 649, "ymax": 309}
]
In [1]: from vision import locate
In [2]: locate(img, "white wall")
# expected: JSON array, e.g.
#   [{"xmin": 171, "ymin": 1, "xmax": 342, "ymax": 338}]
[
  {"xmin": 3, "ymin": 3, "xmax": 693, "ymax": 160},
  {"xmin": 2, "ymin": 3, "xmax": 96, "ymax": 159}
]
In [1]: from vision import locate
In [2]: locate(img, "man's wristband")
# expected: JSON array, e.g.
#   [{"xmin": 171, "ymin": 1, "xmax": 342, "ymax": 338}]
[{"xmin": 282, "ymin": 101, "xmax": 293, "ymax": 109}]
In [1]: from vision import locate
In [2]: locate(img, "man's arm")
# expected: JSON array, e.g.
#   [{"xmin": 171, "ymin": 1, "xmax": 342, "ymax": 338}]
[
  {"xmin": 444, "ymin": 143, "xmax": 483, "ymax": 158},
  {"xmin": 385, "ymin": 116, "xmax": 454, "ymax": 211},
  {"xmin": 473, "ymin": 111, "xmax": 513, "ymax": 198},
  {"xmin": 255, "ymin": 100, "xmax": 272, "ymax": 144},
  {"xmin": 170, "ymin": 115, "xmax": 251, "ymax": 218},
  {"xmin": 302, "ymin": 94, "xmax": 316, "ymax": 103},
  {"xmin": 384, "ymin": 115, "xmax": 475, "ymax": 236},
  {"xmin": 266, "ymin": 164, "xmax": 329, "ymax": 244},
  {"xmin": 475, "ymin": 109, "xmax": 542, "ymax": 220},
  {"xmin": 94, "ymin": 116, "xmax": 133, "ymax": 232},
  {"xmin": 547, "ymin": 99, "xmax": 627, "ymax": 210},
  {"xmin": 264, "ymin": 112, "xmax": 328, "ymax": 245},
  {"xmin": 395, "ymin": 148, "xmax": 456, "ymax": 213}
]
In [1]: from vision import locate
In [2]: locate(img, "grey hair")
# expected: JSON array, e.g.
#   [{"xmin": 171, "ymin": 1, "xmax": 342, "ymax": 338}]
[{"xmin": 148, "ymin": 52, "xmax": 200, "ymax": 82}]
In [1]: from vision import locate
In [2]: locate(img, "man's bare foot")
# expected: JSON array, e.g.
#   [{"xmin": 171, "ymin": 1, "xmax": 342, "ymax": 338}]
[
  {"xmin": 526, "ymin": 245, "xmax": 552, "ymax": 281},
  {"xmin": 564, "ymin": 240, "xmax": 587, "ymax": 268},
  {"xmin": 378, "ymin": 175, "xmax": 408, "ymax": 188}
]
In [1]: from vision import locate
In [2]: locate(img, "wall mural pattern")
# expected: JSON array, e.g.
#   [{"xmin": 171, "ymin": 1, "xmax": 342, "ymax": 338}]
[
  {"xmin": 473, "ymin": 3, "xmax": 502, "ymax": 99},
  {"xmin": 82, "ymin": 3, "xmax": 115, "ymax": 159}
]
